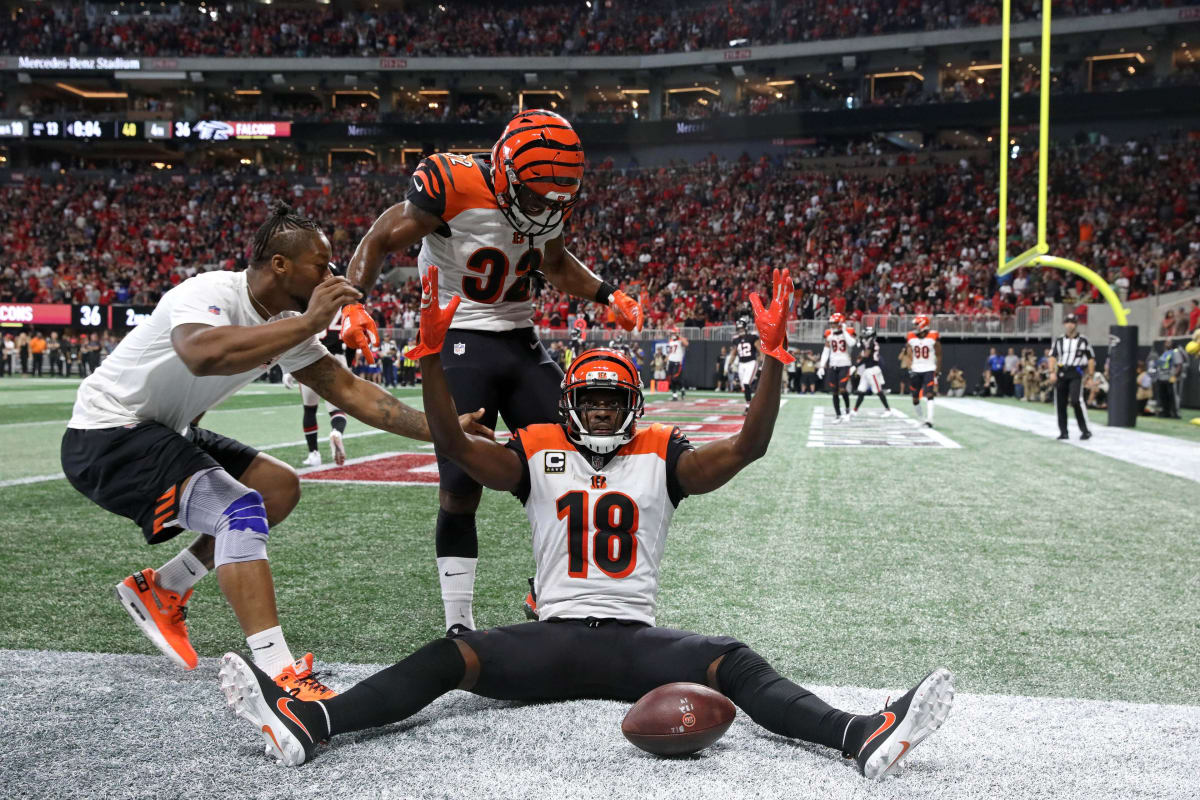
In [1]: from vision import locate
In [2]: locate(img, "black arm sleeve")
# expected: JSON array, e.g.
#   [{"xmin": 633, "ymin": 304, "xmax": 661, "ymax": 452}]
[
  {"xmin": 405, "ymin": 157, "xmax": 448, "ymax": 220},
  {"xmin": 504, "ymin": 431, "xmax": 532, "ymax": 505},
  {"xmin": 665, "ymin": 426, "xmax": 696, "ymax": 508}
]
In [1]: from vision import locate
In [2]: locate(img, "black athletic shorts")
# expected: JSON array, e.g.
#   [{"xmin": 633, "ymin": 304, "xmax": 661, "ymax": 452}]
[
  {"xmin": 827, "ymin": 365, "xmax": 852, "ymax": 390},
  {"xmin": 61, "ymin": 422, "xmax": 260, "ymax": 544},
  {"xmin": 909, "ymin": 370, "xmax": 937, "ymax": 398},
  {"xmin": 459, "ymin": 619, "xmax": 745, "ymax": 703},
  {"xmin": 438, "ymin": 327, "xmax": 563, "ymax": 495}
]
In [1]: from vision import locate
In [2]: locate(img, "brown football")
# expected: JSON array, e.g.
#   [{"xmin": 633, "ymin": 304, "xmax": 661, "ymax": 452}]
[{"xmin": 621, "ymin": 682, "xmax": 736, "ymax": 756}]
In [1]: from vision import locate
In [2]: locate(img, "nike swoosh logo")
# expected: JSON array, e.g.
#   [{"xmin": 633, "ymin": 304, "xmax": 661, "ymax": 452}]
[
  {"xmin": 860, "ymin": 711, "xmax": 896, "ymax": 753},
  {"xmin": 276, "ymin": 697, "xmax": 314, "ymax": 743},
  {"xmin": 529, "ymin": 342, "xmax": 539, "ymax": 350},
  {"xmin": 251, "ymin": 642, "xmax": 275, "ymax": 650},
  {"xmin": 184, "ymin": 563, "xmax": 197, "ymax": 576},
  {"xmin": 444, "ymin": 570, "xmax": 468, "ymax": 577}
]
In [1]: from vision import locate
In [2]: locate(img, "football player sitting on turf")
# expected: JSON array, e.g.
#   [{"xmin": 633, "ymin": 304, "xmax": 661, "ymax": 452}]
[{"xmin": 218, "ymin": 268, "xmax": 955, "ymax": 780}]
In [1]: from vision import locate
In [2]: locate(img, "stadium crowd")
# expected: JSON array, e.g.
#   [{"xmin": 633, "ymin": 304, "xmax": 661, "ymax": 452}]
[
  {"xmin": 1, "ymin": 139, "xmax": 1196, "ymax": 333},
  {"xmin": 2, "ymin": 0, "xmax": 1189, "ymax": 59}
]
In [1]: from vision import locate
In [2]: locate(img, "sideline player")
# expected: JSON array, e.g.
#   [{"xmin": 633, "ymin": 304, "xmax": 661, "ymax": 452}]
[
  {"xmin": 218, "ymin": 268, "xmax": 955, "ymax": 780},
  {"xmin": 904, "ymin": 315, "xmax": 941, "ymax": 427},
  {"xmin": 666, "ymin": 328, "xmax": 688, "ymax": 400},
  {"xmin": 284, "ymin": 309, "xmax": 350, "ymax": 467},
  {"xmin": 851, "ymin": 326, "xmax": 894, "ymax": 417},
  {"xmin": 817, "ymin": 313, "xmax": 856, "ymax": 423},
  {"xmin": 61, "ymin": 203, "xmax": 488, "ymax": 698},
  {"xmin": 340, "ymin": 110, "xmax": 643, "ymax": 634},
  {"xmin": 731, "ymin": 316, "xmax": 760, "ymax": 413}
]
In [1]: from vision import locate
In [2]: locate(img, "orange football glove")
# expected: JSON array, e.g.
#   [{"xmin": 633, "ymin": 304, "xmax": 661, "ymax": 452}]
[
  {"xmin": 610, "ymin": 289, "xmax": 643, "ymax": 332},
  {"xmin": 749, "ymin": 268, "xmax": 795, "ymax": 364},
  {"xmin": 340, "ymin": 302, "xmax": 379, "ymax": 365},
  {"xmin": 404, "ymin": 265, "xmax": 460, "ymax": 359}
]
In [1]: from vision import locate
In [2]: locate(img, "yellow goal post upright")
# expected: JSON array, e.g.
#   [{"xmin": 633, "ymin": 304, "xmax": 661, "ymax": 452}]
[{"xmin": 995, "ymin": 0, "xmax": 1138, "ymax": 426}]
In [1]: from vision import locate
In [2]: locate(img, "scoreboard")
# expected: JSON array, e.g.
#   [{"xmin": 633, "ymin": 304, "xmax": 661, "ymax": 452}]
[
  {"xmin": 0, "ymin": 119, "xmax": 291, "ymax": 141},
  {"xmin": 0, "ymin": 303, "xmax": 156, "ymax": 330}
]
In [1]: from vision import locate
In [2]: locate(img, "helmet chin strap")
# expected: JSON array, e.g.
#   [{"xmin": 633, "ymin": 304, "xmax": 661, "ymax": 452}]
[{"xmin": 566, "ymin": 407, "xmax": 636, "ymax": 455}]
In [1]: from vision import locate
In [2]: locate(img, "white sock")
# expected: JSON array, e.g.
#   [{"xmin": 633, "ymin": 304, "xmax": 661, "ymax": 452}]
[
  {"xmin": 245, "ymin": 625, "xmax": 296, "ymax": 677},
  {"xmin": 156, "ymin": 547, "xmax": 207, "ymax": 595},
  {"xmin": 437, "ymin": 556, "xmax": 477, "ymax": 630},
  {"xmin": 926, "ymin": 398, "xmax": 935, "ymax": 422}
]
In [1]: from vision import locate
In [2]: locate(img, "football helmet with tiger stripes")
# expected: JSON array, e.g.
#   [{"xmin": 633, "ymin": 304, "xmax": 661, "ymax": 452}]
[
  {"xmin": 559, "ymin": 348, "xmax": 645, "ymax": 455},
  {"xmin": 491, "ymin": 109, "xmax": 584, "ymax": 238}
]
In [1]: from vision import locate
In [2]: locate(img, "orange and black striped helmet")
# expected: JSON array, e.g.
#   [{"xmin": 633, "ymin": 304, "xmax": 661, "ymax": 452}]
[
  {"xmin": 491, "ymin": 109, "xmax": 584, "ymax": 238},
  {"xmin": 559, "ymin": 347, "xmax": 644, "ymax": 454}
]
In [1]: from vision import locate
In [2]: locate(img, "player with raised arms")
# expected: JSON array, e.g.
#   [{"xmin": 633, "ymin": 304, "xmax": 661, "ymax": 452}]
[
  {"xmin": 339, "ymin": 110, "xmax": 644, "ymax": 634},
  {"xmin": 61, "ymin": 203, "xmax": 488, "ymax": 700},
  {"xmin": 817, "ymin": 312, "xmax": 856, "ymax": 423},
  {"xmin": 903, "ymin": 315, "xmax": 941, "ymax": 427},
  {"xmin": 218, "ymin": 268, "xmax": 955, "ymax": 780}
]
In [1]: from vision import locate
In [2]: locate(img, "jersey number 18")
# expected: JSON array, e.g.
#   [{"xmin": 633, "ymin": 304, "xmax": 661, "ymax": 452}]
[{"xmin": 556, "ymin": 490, "xmax": 639, "ymax": 579}]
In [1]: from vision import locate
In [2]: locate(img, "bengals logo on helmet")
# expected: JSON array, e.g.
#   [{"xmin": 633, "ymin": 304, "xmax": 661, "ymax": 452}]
[
  {"xmin": 914, "ymin": 315, "xmax": 931, "ymax": 331},
  {"xmin": 830, "ymin": 312, "xmax": 845, "ymax": 325},
  {"xmin": 491, "ymin": 109, "xmax": 584, "ymax": 238}
]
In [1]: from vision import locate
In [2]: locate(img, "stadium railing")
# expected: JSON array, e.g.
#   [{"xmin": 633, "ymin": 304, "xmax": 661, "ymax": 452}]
[{"xmin": 378, "ymin": 307, "xmax": 1053, "ymax": 350}]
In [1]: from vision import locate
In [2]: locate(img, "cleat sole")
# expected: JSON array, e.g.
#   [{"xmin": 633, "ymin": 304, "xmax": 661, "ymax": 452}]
[
  {"xmin": 219, "ymin": 653, "xmax": 308, "ymax": 767},
  {"xmin": 863, "ymin": 667, "xmax": 955, "ymax": 780}
]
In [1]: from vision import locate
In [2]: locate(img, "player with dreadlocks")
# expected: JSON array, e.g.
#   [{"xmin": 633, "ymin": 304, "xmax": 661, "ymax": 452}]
[
  {"xmin": 61, "ymin": 201, "xmax": 490, "ymax": 698},
  {"xmin": 341, "ymin": 110, "xmax": 646, "ymax": 635}
]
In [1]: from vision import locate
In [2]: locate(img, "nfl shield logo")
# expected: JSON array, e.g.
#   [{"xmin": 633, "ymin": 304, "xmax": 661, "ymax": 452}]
[
  {"xmin": 207, "ymin": 305, "xmax": 221, "ymax": 315},
  {"xmin": 453, "ymin": 343, "xmax": 466, "ymax": 356}
]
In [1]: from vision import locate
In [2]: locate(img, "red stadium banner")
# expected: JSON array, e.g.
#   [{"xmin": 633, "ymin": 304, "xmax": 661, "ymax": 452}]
[{"xmin": 0, "ymin": 303, "xmax": 73, "ymax": 326}]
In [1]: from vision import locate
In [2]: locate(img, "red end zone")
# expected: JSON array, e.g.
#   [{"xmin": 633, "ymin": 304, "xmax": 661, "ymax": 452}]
[{"xmin": 300, "ymin": 452, "xmax": 439, "ymax": 485}]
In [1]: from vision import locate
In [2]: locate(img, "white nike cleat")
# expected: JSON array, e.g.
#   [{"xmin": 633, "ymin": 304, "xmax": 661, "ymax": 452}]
[
  {"xmin": 850, "ymin": 667, "xmax": 955, "ymax": 780},
  {"xmin": 301, "ymin": 450, "xmax": 321, "ymax": 467},
  {"xmin": 328, "ymin": 430, "xmax": 346, "ymax": 466}
]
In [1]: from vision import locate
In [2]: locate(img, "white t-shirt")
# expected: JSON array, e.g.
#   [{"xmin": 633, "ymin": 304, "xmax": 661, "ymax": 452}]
[{"xmin": 69, "ymin": 270, "xmax": 327, "ymax": 434}]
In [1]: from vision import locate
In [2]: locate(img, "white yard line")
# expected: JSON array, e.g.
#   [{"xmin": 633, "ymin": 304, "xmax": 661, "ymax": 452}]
[{"xmin": 940, "ymin": 398, "xmax": 1200, "ymax": 483}]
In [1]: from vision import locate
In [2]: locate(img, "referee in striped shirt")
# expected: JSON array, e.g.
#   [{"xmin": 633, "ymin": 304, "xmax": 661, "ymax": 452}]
[{"xmin": 1049, "ymin": 314, "xmax": 1095, "ymax": 440}]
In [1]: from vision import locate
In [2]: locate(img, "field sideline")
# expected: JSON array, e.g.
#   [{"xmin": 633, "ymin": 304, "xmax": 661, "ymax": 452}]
[{"xmin": 1, "ymin": 379, "xmax": 1196, "ymax": 798}]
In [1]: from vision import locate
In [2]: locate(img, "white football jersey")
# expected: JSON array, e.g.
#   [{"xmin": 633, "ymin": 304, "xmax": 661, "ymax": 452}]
[
  {"xmin": 508, "ymin": 423, "xmax": 693, "ymax": 626},
  {"xmin": 906, "ymin": 330, "xmax": 939, "ymax": 372},
  {"xmin": 666, "ymin": 338, "xmax": 686, "ymax": 363},
  {"xmin": 821, "ymin": 327, "xmax": 856, "ymax": 368},
  {"xmin": 68, "ymin": 271, "xmax": 327, "ymax": 434},
  {"xmin": 408, "ymin": 153, "xmax": 565, "ymax": 332}
]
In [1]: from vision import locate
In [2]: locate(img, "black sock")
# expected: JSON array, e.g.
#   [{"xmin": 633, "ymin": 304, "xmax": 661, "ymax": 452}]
[
  {"xmin": 832, "ymin": 393, "xmax": 841, "ymax": 415},
  {"xmin": 716, "ymin": 646, "xmax": 858, "ymax": 751},
  {"xmin": 323, "ymin": 639, "xmax": 465, "ymax": 737},
  {"xmin": 879, "ymin": 393, "xmax": 890, "ymax": 410},
  {"xmin": 841, "ymin": 391, "xmax": 851, "ymax": 410},
  {"xmin": 744, "ymin": 386, "xmax": 752, "ymax": 402},
  {"xmin": 302, "ymin": 404, "xmax": 318, "ymax": 452},
  {"xmin": 329, "ymin": 410, "xmax": 348, "ymax": 434},
  {"xmin": 436, "ymin": 509, "xmax": 478, "ymax": 558},
  {"xmin": 854, "ymin": 393, "xmax": 864, "ymax": 411}
]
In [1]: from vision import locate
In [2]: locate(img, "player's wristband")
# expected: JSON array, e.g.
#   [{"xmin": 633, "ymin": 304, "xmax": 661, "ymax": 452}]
[{"xmin": 595, "ymin": 281, "xmax": 617, "ymax": 304}]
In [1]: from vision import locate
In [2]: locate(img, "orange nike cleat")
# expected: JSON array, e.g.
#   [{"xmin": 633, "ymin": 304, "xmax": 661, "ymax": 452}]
[
  {"xmin": 274, "ymin": 652, "xmax": 338, "ymax": 701},
  {"xmin": 115, "ymin": 568, "xmax": 199, "ymax": 670}
]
